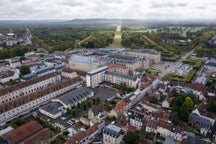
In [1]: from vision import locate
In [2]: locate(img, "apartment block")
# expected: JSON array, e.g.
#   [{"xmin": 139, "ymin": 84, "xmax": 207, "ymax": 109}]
[
  {"xmin": 0, "ymin": 76, "xmax": 82, "ymax": 126},
  {"xmin": 125, "ymin": 49, "xmax": 161, "ymax": 63},
  {"xmin": 0, "ymin": 72, "xmax": 61, "ymax": 105},
  {"xmin": 103, "ymin": 124, "xmax": 123, "ymax": 144}
]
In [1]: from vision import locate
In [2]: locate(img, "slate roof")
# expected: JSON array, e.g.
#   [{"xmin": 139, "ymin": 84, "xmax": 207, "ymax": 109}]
[
  {"xmin": 40, "ymin": 102, "xmax": 62, "ymax": 115},
  {"xmin": 3, "ymin": 120, "xmax": 43, "ymax": 144},
  {"xmin": 105, "ymin": 70, "xmax": 139, "ymax": 81},
  {"xmin": 104, "ymin": 124, "xmax": 122, "ymax": 138},
  {"xmin": 184, "ymin": 134, "xmax": 211, "ymax": 144},
  {"xmin": 129, "ymin": 49, "xmax": 159, "ymax": 55},
  {"xmin": 190, "ymin": 113, "xmax": 214, "ymax": 127},
  {"xmin": 57, "ymin": 87, "xmax": 93, "ymax": 106}
]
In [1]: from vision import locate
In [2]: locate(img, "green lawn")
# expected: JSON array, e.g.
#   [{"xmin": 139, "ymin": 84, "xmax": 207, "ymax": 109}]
[
  {"xmin": 145, "ymin": 69, "xmax": 159, "ymax": 75},
  {"xmin": 164, "ymin": 69, "xmax": 197, "ymax": 82},
  {"xmin": 183, "ymin": 57, "xmax": 203, "ymax": 69},
  {"xmin": 107, "ymin": 25, "xmax": 124, "ymax": 48}
]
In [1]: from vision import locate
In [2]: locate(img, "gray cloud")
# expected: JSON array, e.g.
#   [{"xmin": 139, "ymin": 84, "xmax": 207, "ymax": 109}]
[
  {"xmin": 150, "ymin": 2, "xmax": 188, "ymax": 8},
  {"xmin": 0, "ymin": 0, "xmax": 215, "ymax": 20}
]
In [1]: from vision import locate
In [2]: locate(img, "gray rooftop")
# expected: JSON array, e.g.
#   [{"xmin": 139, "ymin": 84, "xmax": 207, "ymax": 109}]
[
  {"xmin": 104, "ymin": 124, "xmax": 122, "ymax": 137},
  {"xmin": 130, "ymin": 49, "xmax": 159, "ymax": 55},
  {"xmin": 40, "ymin": 102, "xmax": 62, "ymax": 115},
  {"xmin": 107, "ymin": 54, "xmax": 146, "ymax": 64},
  {"xmin": 69, "ymin": 55, "xmax": 103, "ymax": 66},
  {"xmin": 105, "ymin": 70, "xmax": 139, "ymax": 81},
  {"xmin": 57, "ymin": 87, "xmax": 93, "ymax": 106},
  {"xmin": 106, "ymin": 124, "xmax": 121, "ymax": 132},
  {"xmin": 87, "ymin": 66, "xmax": 107, "ymax": 75}
]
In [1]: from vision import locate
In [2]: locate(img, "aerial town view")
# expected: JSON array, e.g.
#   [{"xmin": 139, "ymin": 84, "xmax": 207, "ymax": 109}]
[{"xmin": 0, "ymin": 0, "xmax": 216, "ymax": 144}]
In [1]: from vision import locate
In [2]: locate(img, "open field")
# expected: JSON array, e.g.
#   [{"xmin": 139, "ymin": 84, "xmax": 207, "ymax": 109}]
[{"xmin": 108, "ymin": 25, "xmax": 123, "ymax": 48}]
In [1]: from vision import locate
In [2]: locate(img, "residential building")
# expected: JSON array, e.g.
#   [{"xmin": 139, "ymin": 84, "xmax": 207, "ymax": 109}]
[
  {"xmin": 62, "ymin": 67, "xmax": 79, "ymax": 79},
  {"xmin": 189, "ymin": 102, "xmax": 216, "ymax": 132},
  {"xmin": 0, "ymin": 72, "xmax": 61, "ymax": 105},
  {"xmin": 86, "ymin": 66, "xmax": 107, "ymax": 88},
  {"xmin": 0, "ymin": 76, "xmax": 82, "ymax": 126},
  {"xmin": 3, "ymin": 120, "xmax": 51, "ymax": 144},
  {"xmin": 125, "ymin": 49, "xmax": 161, "ymax": 63},
  {"xmin": 109, "ymin": 101, "xmax": 127, "ymax": 118},
  {"xmin": 88, "ymin": 103, "xmax": 105, "ymax": 122},
  {"xmin": 24, "ymin": 51, "xmax": 35, "ymax": 57},
  {"xmin": 65, "ymin": 125, "xmax": 99, "ymax": 144},
  {"xmin": 9, "ymin": 57, "xmax": 21, "ymax": 68},
  {"xmin": 107, "ymin": 53, "xmax": 149, "ymax": 72},
  {"xmin": 128, "ymin": 109, "xmax": 144, "ymax": 130},
  {"xmin": 104, "ymin": 70, "xmax": 140, "ymax": 88},
  {"xmin": 103, "ymin": 124, "xmax": 123, "ymax": 144},
  {"xmin": 0, "ymin": 70, "xmax": 19, "ymax": 83},
  {"xmin": 108, "ymin": 64, "xmax": 129, "ymax": 75},
  {"xmin": 39, "ymin": 102, "xmax": 63, "ymax": 119},
  {"xmin": 51, "ymin": 87, "xmax": 93, "ymax": 109},
  {"xmin": 68, "ymin": 55, "xmax": 106, "ymax": 72}
]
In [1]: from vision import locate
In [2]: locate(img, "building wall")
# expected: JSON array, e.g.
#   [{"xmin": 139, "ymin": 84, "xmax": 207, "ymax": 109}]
[
  {"xmin": 103, "ymin": 133, "xmax": 122, "ymax": 144},
  {"xmin": 104, "ymin": 73, "xmax": 138, "ymax": 88},
  {"xmin": 86, "ymin": 71, "xmax": 106, "ymax": 88},
  {"xmin": 0, "ymin": 80, "xmax": 81, "ymax": 126},
  {"xmin": 68, "ymin": 60, "xmax": 99, "ymax": 72},
  {"xmin": 126, "ymin": 51, "xmax": 161, "ymax": 63},
  {"xmin": 130, "ymin": 119, "xmax": 143, "ymax": 130},
  {"xmin": 62, "ymin": 71, "xmax": 78, "ymax": 79},
  {"xmin": 0, "ymin": 74, "xmax": 61, "ymax": 105},
  {"xmin": 157, "ymin": 127, "xmax": 172, "ymax": 137},
  {"xmin": 39, "ymin": 108, "xmax": 62, "ymax": 119},
  {"xmin": 0, "ymin": 72, "xmax": 19, "ymax": 83}
]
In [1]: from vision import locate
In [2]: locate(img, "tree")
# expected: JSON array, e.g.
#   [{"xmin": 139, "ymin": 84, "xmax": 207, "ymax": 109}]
[
  {"xmin": 171, "ymin": 112, "xmax": 179, "ymax": 125},
  {"xmin": 20, "ymin": 56, "xmax": 26, "ymax": 62},
  {"xmin": 179, "ymin": 102, "xmax": 189, "ymax": 122},
  {"xmin": 149, "ymin": 97, "xmax": 159, "ymax": 104},
  {"xmin": 93, "ymin": 98, "xmax": 96, "ymax": 105},
  {"xmin": 77, "ymin": 103, "xmax": 81, "ymax": 109},
  {"xmin": 20, "ymin": 65, "xmax": 31, "ymax": 75},
  {"xmin": 207, "ymin": 102, "xmax": 216, "ymax": 114},
  {"xmin": 95, "ymin": 96, "xmax": 101, "ymax": 104},
  {"xmin": 72, "ymin": 110, "xmax": 76, "ymax": 117},
  {"xmin": 185, "ymin": 97, "xmax": 194, "ymax": 109},
  {"xmin": 124, "ymin": 131, "xmax": 140, "ymax": 144}
]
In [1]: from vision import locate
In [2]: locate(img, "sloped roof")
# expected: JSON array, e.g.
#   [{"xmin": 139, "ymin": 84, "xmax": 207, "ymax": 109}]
[
  {"xmin": 3, "ymin": 120, "xmax": 43, "ymax": 144},
  {"xmin": 114, "ymin": 101, "xmax": 127, "ymax": 113},
  {"xmin": 20, "ymin": 128, "xmax": 52, "ymax": 144}
]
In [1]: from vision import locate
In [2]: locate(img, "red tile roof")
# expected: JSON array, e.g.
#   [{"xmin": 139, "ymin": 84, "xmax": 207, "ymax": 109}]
[
  {"xmin": 3, "ymin": 120, "xmax": 43, "ymax": 144},
  {"xmin": 20, "ymin": 128, "xmax": 52, "ymax": 144},
  {"xmin": 185, "ymin": 83, "xmax": 207, "ymax": 93},
  {"xmin": 62, "ymin": 67, "xmax": 75, "ymax": 73},
  {"xmin": 148, "ymin": 92, "xmax": 161, "ymax": 98},
  {"xmin": 127, "ymin": 125, "xmax": 137, "ymax": 132},
  {"xmin": 114, "ymin": 101, "xmax": 127, "ymax": 113},
  {"xmin": 91, "ymin": 103, "xmax": 104, "ymax": 113},
  {"xmin": 154, "ymin": 111, "xmax": 170, "ymax": 121},
  {"xmin": 65, "ymin": 125, "xmax": 98, "ymax": 144}
]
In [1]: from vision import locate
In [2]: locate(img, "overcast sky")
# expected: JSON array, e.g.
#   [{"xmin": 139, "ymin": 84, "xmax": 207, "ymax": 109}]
[{"xmin": 0, "ymin": 0, "xmax": 216, "ymax": 20}]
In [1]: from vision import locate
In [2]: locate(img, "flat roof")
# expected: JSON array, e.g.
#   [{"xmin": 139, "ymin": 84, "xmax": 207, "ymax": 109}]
[
  {"xmin": 87, "ymin": 66, "xmax": 107, "ymax": 75},
  {"xmin": 106, "ymin": 124, "xmax": 121, "ymax": 132},
  {"xmin": 69, "ymin": 55, "xmax": 101, "ymax": 65}
]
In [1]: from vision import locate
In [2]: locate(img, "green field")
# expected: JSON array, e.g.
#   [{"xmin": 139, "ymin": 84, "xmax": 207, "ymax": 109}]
[{"xmin": 108, "ymin": 25, "xmax": 123, "ymax": 48}]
